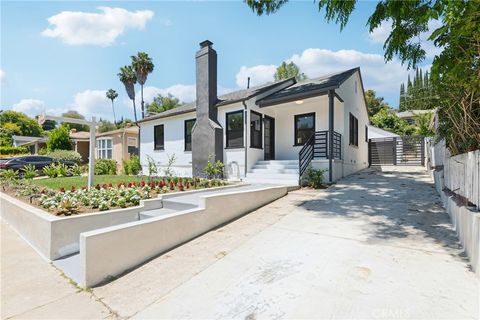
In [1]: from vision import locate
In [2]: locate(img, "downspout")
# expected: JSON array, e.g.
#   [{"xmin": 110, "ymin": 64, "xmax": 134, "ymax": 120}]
[
  {"xmin": 328, "ymin": 89, "xmax": 334, "ymax": 183},
  {"xmin": 242, "ymin": 100, "xmax": 248, "ymax": 179}
]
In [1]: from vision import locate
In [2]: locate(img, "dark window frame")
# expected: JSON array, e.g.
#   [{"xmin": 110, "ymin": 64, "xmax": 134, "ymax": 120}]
[
  {"xmin": 294, "ymin": 112, "xmax": 316, "ymax": 146},
  {"xmin": 154, "ymin": 124, "xmax": 165, "ymax": 150},
  {"xmin": 184, "ymin": 119, "xmax": 195, "ymax": 151},
  {"xmin": 365, "ymin": 124, "xmax": 368, "ymax": 142},
  {"xmin": 250, "ymin": 110, "xmax": 263, "ymax": 149},
  {"xmin": 226, "ymin": 110, "xmax": 244, "ymax": 149},
  {"xmin": 349, "ymin": 113, "xmax": 358, "ymax": 147}
]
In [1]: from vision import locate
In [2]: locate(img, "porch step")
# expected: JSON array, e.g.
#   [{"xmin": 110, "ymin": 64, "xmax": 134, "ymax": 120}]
[{"xmin": 245, "ymin": 160, "xmax": 300, "ymax": 186}]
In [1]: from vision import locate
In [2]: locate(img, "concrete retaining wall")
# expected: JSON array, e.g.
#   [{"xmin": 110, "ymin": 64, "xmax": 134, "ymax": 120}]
[{"xmin": 80, "ymin": 186, "xmax": 287, "ymax": 287}]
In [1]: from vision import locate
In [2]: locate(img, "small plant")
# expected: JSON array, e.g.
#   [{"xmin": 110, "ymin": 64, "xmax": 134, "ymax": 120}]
[
  {"xmin": 69, "ymin": 163, "xmax": 82, "ymax": 176},
  {"xmin": 56, "ymin": 163, "xmax": 69, "ymax": 177},
  {"xmin": 43, "ymin": 164, "xmax": 58, "ymax": 178},
  {"xmin": 146, "ymin": 155, "xmax": 158, "ymax": 178},
  {"xmin": 57, "ymin": 199, "xmax": 80, "ymax": 216},
  {"xmin": 305, "ymin": 166, "xmax": 327, "ymax": 189},
  {"xmin": 203, "ymin": 154, "xmax": 224, "ymax": 179},
  {"xmin": 94, "ymin": 159, "xmax": 117, "ymax": 175},
  {"xmin": 163, "ymin": 153, "xmax": 177, "ymax": 178},
  {"xmin": 122, "ymin": 159, "xmax": 131, "ymax": 175},
  {"xmin": 0, "ymin": 169, "xmax": 18, "ymax": 180},
  {"xmin": 21, "ymin": 164, "xmax": 37, "ymax": 179}
]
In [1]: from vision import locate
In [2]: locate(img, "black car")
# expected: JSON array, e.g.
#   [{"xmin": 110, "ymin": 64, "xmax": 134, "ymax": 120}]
[{"xmin": 0, "ymin": 156, "xmax": 75, "ymax": 171}]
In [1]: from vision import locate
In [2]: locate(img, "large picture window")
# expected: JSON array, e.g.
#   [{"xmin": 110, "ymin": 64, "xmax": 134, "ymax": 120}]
[
  {"xmin": 184, "ymin": 119, "xmax": 195, "ymax": 151},
  {"xmin": 96, "ymin": 138, "xmax": 112, "ymax": 159},
  {"xmin": 250, "ymin": 111, "xmax": 262, "ymax": 149},
  {"xmin": 154, "ymin": 124, "xmax": 164, "ymax": 150},
  {"xmin": 226, "ymin": 110, "xmax": 244, "ymax": 148},
  {"xmin": 294, "ymin": 113, "xmax": 315, "ymax": 146},
  {"xmin": 349, "ymin": 113, "xmax": 358, "ymax": 146}
]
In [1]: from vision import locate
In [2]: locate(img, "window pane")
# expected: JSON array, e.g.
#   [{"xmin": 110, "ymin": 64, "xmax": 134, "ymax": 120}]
[
  {"xmin": 227, "ymin": 111, "xmax": 244, "ymax": 148},
  {"xmin": 107, "ymin": 150, "xmax": 112, "ymax": 159},
  {"xmin": 154, "ymin": 125, "xmax": 164, "ymax": 150},
  {"xmin": 295, "ymin": 113, "xmax": 314, "ymax": 145},
  {"xmin": 107, "ymin": 139, "xmax": 112, "ymax": 148},
  {"xmin": 185, "ymin": 119, "xmax": 195, "ymax": 151},
  {"xmin": 250, "ymin": 112, "xmax": 262, "ymax": 148}
]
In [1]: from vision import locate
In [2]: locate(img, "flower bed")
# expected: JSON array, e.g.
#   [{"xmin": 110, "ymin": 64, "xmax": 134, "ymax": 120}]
[{"xmin": 1, "ymin": 176, "xmax": 227, "ymax": 216}]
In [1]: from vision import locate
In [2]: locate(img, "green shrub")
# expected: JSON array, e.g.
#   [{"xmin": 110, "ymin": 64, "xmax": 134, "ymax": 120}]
[
  {"xmin": 43, "ymin": 163, "xmax": 58, "ymax": 178},
  {"xmin": 56, "ymin": 163, "xmax": 69, "ymax": 177},
  {"xmin": 0, "ymin": 169, "xmax": 19, "ymax": 180},
  {"xmin": 22, "ymin": 164, "xmax": 37, "ymax": 179},
  {"xmin": 0, "ymin": 146, "xmax": 29, "ymax": 155},
  {"xmin": 305, "ymin": 166, "xmax": 327, "ymax": 189},
  {"xmin": 69, "ymin": 163, "xmax": 82, "ymax": 176},
  {"xmin": 47, "ymin": 125, "xmax": 72, "ymax": 151},
  {"xmin": 94, "ymin": 159, "xmax": 117, "ymax": 175},
  {"xmin": 38, "ymin": 147, "xmax": 48, "ymax": 155},
  {"xmin": 123, "ymin": 155, "xmax": 141, "ymax": 175},
  {"xmin": 203, "ymin": 154, "xmax": 224, "ymax": 179},
  {"xmin": 47, "ymin": 150, "xmax": 82, "ymax": 164}
]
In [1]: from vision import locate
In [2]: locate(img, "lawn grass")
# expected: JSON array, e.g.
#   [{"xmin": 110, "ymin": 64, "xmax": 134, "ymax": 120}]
[{"xmin": 32, "ymin": 175, "xmax": 147, "ymax": 190}]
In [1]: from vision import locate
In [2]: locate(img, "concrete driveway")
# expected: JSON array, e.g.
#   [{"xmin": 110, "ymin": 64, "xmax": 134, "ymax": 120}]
[
  {"xmin": 2, "ymin": 167, "xmax": 478, "ymax": 319},
  {"xmin": 130, "ymin": 167, "xmax": 478, "ymax": 319}
]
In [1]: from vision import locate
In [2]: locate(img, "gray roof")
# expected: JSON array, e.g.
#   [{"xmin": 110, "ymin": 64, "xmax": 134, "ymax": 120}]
[
  {"xmin": 138, "ymin": 68, "xmax": 359, "ymax": 123},
  {"xmin": 257, "ymin": 68, "xmax": 359, "ymax": 107}
]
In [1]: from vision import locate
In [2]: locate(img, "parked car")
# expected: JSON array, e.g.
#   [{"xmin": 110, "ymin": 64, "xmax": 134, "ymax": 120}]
[{"xmin": 0, "ymin": 156, "xmax": 75, "ymax": 171}]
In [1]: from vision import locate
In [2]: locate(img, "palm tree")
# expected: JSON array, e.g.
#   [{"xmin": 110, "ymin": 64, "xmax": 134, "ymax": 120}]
[
  {"xmin": 106, "ymin": 89, "xmax": 118, "ymax": 124},
  {"xmin": 131, "ymin": 52, "xmax": 154, "ymax": 119},
  {"xmin": 118, "ymin": 65, "xmax": 138, "ymax": 122}
]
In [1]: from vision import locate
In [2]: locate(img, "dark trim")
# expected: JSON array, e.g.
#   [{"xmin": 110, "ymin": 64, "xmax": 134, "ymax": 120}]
[
  {"xmin": 334, "ymin": 92, "xmax": 344, "ymax": 103},
  {"xmin": 225, "ymin": 110, "xmax": 244, "ymax": 148},
  {"xmin": 249, "ymin": 110, "xmax": 263, "ymax": 149},
  {"xmin": 153, "ymin": 124, "xmax": 164, "ymax": 150},
  {"xmin": 258, "ymin": 85, "xmax": 338, "ymax": 108},
  {"xmin": 224, "ymin": 147, "xmax": 245, "ymax": 150},
  {"xmin": 184, "ymin": 118, "xmax": 195, "ymax": 151},
  {"xmin": 349, "ymin": 113, "xmax": 359, "ymax": 147},
  {"xmin": 328, "ymin": 90, "xmax": 334, "ymax": 183},
  {"xmin": 294, "ymin": 112, "xmax": 316, "ymax": 146},
  {"xmin": 263, "ymin": 115, "xmax": 275, "ymax": 160},
  {"xmin": 365, "ymin": 124, "xmax": 368, "ymax": 142}
]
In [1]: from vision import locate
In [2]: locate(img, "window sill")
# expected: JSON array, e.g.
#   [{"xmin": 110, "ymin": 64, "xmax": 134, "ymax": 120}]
[
  {"xmin": 293, "ymin": 144, "xmax": 305, "ymax": 147},
  {"xmin": 225, "ymin": 146, "xmax": 245, "ymax": 150},
  {"xmin": 184, "ymin": 150, "xmax": 192, "ymax": 152},
  {"xmin": 349, "ymin": 144, "xmax": 359, "ymax": 149},
  {"xmin": 154, "ymin": 148, "xmax": 165, "ymax": 151},
  {"xmin": 250, "ymin": 146, "xmax": 263, "ymax": 150}
]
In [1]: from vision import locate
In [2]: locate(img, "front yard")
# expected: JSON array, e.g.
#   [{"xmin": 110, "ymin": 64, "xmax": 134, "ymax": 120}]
[{"xmin": 32, "ymin": 175, "xmax": 146, "ymax": 190}]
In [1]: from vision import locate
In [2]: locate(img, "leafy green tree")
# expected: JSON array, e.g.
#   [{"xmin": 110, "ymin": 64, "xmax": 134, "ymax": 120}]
[
  {"xmin": 118, "ymin": 65, "xmax": 138, "ymax": 122},
  {"xmin": 371, "ymin": 108, "xmax": 415, "ymax": 136},
  {"xmin": 146, "ymin": 94, "xmax": 181, "ymax": 114},
  {"xmin": 47, "ymin": 124, "xmax": 72, "ymax": 151},
  {"xmin": 399, "ymin": 83, "xmax": 406, "ymax": 111},
  {"xmin": 131, "ymin": 52, "xmax": 154, "ymax": 119},
  {"xmin": 413, "ymin": 112, "xmax": 434, "ymax": 137},
  {"xmin": 274, "ymin": 61, "xmax": 307, "ymax": 81},
  {"xmin": 106, "ymin": 89, "xmax": 119, "ymax": 124},
  {"xmin": 61, "ymin": 111, "xmax": 89, "ymax": 132},
  {"xmin": 0, "ymin": 110, "xmax": 43, "ymax": 137},
  {"xmin": 365, "ymin": 90, "xmax": 389, "ymax": 117},
  {"xmin": 97, "ymin": 120, "xmax": 117, "ymax": 133}
]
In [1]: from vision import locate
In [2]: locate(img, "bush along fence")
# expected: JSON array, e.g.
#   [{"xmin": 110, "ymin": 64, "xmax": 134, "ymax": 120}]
[{"xmin": 427, "ymin": 139, "xmax": 480, "ymax": 278}]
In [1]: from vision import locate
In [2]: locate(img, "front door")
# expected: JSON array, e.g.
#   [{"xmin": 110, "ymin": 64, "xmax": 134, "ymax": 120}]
[{"xmin": 264, "ymin": 116, "xmax": 275, "ymax": 160}]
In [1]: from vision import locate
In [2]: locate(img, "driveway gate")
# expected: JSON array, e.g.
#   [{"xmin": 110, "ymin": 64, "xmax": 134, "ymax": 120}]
[{"xmin": 369, "ymin": 136, "xmax": 425, "ymax": 166}]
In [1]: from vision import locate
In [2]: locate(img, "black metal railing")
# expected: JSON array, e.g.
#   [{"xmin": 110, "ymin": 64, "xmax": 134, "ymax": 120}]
[{"xmin": 299, "ymin": 130, "xmax": 342, "ymax": 179}]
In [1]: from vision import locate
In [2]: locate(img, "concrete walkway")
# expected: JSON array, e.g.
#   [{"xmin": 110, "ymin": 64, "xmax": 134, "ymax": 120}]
[{"xmin": 2, "ymin": 167, "xmax": 478, "ymax": 319}]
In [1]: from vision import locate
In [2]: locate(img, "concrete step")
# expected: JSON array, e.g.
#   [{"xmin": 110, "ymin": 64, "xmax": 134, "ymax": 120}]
[
  {"xmin": 244, "ymin": 177, "xmax": 298, "ymax": 186},
  {"xmin": 139, "ymin": 207, "xmax": 179, "ymax": 220},
  {"xmin": 249, "ymin": 168, "xmax": 299, "ymax": 174},
  {"xmin": 246, "ymin": 172, "xmax": 299, "ymax": 180},
  {"xmin": 252, "ymin": 164, "xmax": 299, "ymax": 170},
  {"xmin": 256, "ymin": 160, "xmax": 299, "ymax": 165},
  {"xmin": 162, "ymin": 200, "xmax": 198, "ymax": 211}
]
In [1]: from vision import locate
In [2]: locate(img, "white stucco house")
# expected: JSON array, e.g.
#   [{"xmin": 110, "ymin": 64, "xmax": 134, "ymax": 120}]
[{"xmin": 138, "ymin": 40, "xmax": 370, "ymax": 185}]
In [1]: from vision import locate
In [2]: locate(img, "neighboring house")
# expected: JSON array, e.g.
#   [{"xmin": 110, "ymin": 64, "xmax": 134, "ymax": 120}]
[
  {"xmin": 138, "ymin": 41, "xmax": 369, "ymax": 185},
  {"xmin": 70, "ymin": 129, "xmax": 90, "ymax": 163},
  {"xmin": 367, "ymin": 125, "xmax": 400, "ymax": 139},
  {"xmin": 12, "ymin": 135, "xmax": 47, "ymax": 154},
  {"xmin": 94, "ymin": 125, "xmax": 139, "ymax": 172},
  {"xmin": 396, "ymin": 109, "xmax": 435, "ymax": 125}
]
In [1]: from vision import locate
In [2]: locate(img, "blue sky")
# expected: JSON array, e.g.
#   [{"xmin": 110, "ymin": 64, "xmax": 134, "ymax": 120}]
[{"xmin": 0, "ymin": 1, "xmax": 437, "ymax": 122}]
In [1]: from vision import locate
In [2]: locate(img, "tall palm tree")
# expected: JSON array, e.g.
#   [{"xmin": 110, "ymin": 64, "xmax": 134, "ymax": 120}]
[
  {"xmin": 117, "ymin": 65, "xmax": 138, "ymax": 122},
  {"xmin": 131, "ymin": 52, "xmax": 154, "ymax": 119},
  {"xmin": 106, "ymin": 89, "xmax": 118, "ymax": 124}
]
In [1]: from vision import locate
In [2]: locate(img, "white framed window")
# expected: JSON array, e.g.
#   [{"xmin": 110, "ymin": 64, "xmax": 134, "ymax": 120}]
[{"xmin": 96, "ymin": 138, "xmax": 113, "ymax": 159}]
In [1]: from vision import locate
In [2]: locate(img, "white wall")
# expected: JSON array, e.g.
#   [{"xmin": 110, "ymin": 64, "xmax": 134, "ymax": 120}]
[
  {"xmin": 140, "ymin": 112, "xmax": 196, "ymax": 177},
  {"xmin": 337, "ymin": 72, "xmax": 369, "ymax": 176}
]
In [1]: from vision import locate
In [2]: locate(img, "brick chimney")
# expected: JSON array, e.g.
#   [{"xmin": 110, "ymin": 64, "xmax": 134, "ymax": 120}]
[{"xmin": 192, "ymin": 40, "xmax": 223, "ymax": 177}]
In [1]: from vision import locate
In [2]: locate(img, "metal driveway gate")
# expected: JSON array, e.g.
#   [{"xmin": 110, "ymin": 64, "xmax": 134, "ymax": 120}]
[{"xmin": 369, "ymin": 136, "xmax": 425, "ymax": 166}]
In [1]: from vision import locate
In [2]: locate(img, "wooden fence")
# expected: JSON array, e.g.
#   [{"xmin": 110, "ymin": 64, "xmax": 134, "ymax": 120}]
[{"xmin": 428, "ymin": 139, "xmax": 480, "ymax": 209}]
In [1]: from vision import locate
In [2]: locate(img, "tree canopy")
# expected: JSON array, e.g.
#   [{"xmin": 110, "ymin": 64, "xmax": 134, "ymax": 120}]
[
  {"xmin": 399, "ymin": 68, "xmax": 436, "ymax": 111},
  {"xmin": 146, "ymin": 94, "xmax": 181, "ymax": 114},
  {"xmin": 365, "ymin": 89, "xmax": 390, "ymax": 117},
  {"xmin": 370, "ymin": 108, "xmax": 416, "ymax": 136},
  {"xmin": 274, "ymin": 61, "xmax": 307, "ymax": 82},
  {"xmin": 47, "ymin": 124, "xmax": 72, "ymax": 151},
  {"xmin": 0, "ymin": 110, "xmax": 43, "ymax": 137},
  {"xmin": 61, "ymin": 110, "xmax": 89, "ymax": 132}
]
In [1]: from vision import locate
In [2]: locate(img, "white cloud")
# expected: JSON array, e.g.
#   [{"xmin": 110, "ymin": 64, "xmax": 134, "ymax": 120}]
[
  {"xmin": 368, "ymin": 19, "xmax": 443, "ymax": 58},
  {"xmin": 235, "ymin": 65, "xmax": 277, "ymax": 88},
  {"xmin": 71, "ymin": 89, "xmax": 116, "ymax": 120},
  {"xmin": 289, "ymin": 48, "xmax": 410, "ymax": 92},
  {"xmin": 0, "ymin": 69, "xmax": 5, "ymax": 85},
  {"xmin": 41, "ymin": 7, "xmax": 154, "ymax": 46},
  {"xmin": 11, "ymin": 99, "xmax": 63, "ymax": 117}
]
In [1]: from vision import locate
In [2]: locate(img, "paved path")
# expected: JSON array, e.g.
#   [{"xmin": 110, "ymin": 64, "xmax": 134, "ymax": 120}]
[
  {"xmin": 2, "ymin": 167, "xmax": 478, "ymax": 319},
  {"xmin": 131, "ymin": 167, "xmax": 478, "ymax": 319}
]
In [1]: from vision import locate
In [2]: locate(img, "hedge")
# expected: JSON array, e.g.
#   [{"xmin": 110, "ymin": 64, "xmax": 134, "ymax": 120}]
[
  {"xmin": 0, "ymin": 146, "xmax": 29, "ymax": 155},
  {"xmin": 47, "ymin": 149, "xmax": 83, "ymax": 164}
]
